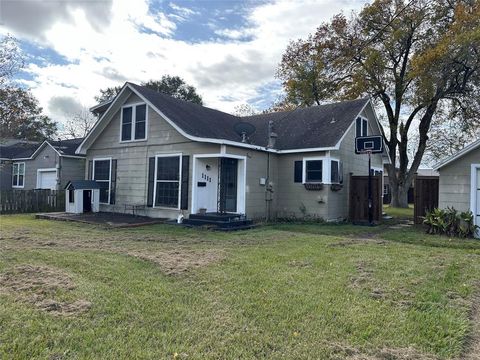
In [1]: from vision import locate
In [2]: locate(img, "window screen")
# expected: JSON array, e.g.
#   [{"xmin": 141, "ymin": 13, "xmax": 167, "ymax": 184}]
[
  {"xmin": 155, "ymin": 156, "xmax": 180, "ymax": 208},
  {"xmin": 305, "ymin": 160, "xmax": 322, "ymax": 182}
]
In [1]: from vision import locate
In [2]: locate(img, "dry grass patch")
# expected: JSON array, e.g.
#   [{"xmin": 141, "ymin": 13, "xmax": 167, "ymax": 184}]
[
  {"xmin": 127, "ymin": 249, "xmax": 226, "ymax": 275},
  {"xmin": 329, "ymin": 342, "xmax": 438, "ymax": 359},
  {"xmin": 0, "ymin": 265, "xmax": 91, "ymax": 316}
]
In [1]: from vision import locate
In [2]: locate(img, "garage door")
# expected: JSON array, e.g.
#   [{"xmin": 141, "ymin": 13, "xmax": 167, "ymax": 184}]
[{"xmin": 37, "ymin": 170, "xmax": 57, "ymax": 190}]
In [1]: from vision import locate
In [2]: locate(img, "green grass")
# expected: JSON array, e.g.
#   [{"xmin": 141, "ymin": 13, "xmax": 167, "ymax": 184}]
[
  {"xmin": 383, "ymin": 204, "xmax": 414, "ymax": 220},
  {"xmin": 0, "ymin": 215, "xmax": 479, "ymax": 359}
]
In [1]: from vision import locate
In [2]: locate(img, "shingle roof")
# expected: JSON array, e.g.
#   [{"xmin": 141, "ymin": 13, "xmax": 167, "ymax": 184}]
[
  {"xmin": 0, "ymin": 141, "xmax": 39, "ymax": 159},
  {"xmin": 49, "ymin": 138, "xmax": 85, "ymax": 157},
  {"xmin": 129, "ymin": 83, "xmax": 369, "ymax": 151},
  {"xmin": 65, "ymin": 180, "xmax": 101, "ymax": 190}
]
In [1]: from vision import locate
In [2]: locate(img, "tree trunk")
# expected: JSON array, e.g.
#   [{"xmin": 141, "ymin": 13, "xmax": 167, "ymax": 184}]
[{"xmin": 390, "ymin": 182, "xmax": 409, "ymax": 208}]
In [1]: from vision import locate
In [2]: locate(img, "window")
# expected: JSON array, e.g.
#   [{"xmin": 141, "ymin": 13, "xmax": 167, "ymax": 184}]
[
  {"xmin": 331, "ymin": 160, "xmax": 343, "ymax": 184},
  {"xmin": 356, "ymin": 117, "xmax": 368, "ymax": 137},
  {"xmin": 154, "ymin": 155, "xmax": 181, "ymax": 208},
  {"xmin": 93, "ymin": 159, "xmax": 111, "ymax": 204},
  {"xmin": 121, "ymin": 103, "xmax": 147, "ymax": 141},
  {"xmin": 383, "ymin": 184, "xmax": 390, "ymax": 195},
  {"xmin": 12, "ymin": 162, "xmax": 25, "ymax": 188},
  {"xmin": 69, "ymin": 189, "xmax": 75, "ymax": 203},
  {"xmin": 305, "ymin": 160, "xmax": 323, "ymax": 182}
]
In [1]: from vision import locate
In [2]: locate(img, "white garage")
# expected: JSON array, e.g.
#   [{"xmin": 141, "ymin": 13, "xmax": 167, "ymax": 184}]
[{"xmin": 36, "ymin": 168, "xmax": 58, "ymax": 190}]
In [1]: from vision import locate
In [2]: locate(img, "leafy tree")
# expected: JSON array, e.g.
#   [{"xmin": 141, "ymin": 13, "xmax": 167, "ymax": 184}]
[
  {"xmin": 0, "ymin": 34, "xmax": 24, "ymax": 87},
  {"xmin": 94, "ymin": 85, "xmax": 122, "ymax": 103},
  {"xmin": 277, "ymin": 0, "xmax": 480, "ymax": 207},
  {"xmin": 95, "ymin": 76, "xmax": 203, "ymax": 105},
  {"xmin": 142, "ymin": 76, "xmax": 203, "ymax": 105},
  {"xmin": 0, "ymin": 87, "xmax": 57, "ymax": 141}
]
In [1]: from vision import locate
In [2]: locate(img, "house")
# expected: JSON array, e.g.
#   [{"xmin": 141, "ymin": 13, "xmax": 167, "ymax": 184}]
[
  {"xmin": 434, "ymin": 139, "xmax": 480, "ymax": 230},
  {"xmin": 382, "ymin": 167, "xmax": 439, "ymax": 205},
  {"xmin": 76, "ymin": 82, "xmax": 390, "ymax": 221},
  {"xmin": 0, "ymin": 138, "xmax": 86, "ymax": 191}
]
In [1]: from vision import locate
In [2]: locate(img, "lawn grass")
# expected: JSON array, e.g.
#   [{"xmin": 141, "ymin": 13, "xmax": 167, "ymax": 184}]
[
  {"xmin": 383, "ymin": 204, "xmax": 414, "ymax": 220},
  {"xmin": 0, "ymin": 215, "xmax": 479, "ymax": 359}
]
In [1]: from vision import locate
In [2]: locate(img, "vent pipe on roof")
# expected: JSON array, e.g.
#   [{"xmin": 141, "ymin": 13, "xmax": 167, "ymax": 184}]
[{"xmin": 267, "ymin": 120, "xmax": 277, "ymax": 149}]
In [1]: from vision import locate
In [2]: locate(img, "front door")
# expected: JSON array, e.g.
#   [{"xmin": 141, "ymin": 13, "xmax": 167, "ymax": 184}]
[
  {"xmin": 218, "ymin": 158, "xmax": 238, "ymax": 213},
  {"xmin": 83, "ymin": 190, "xmax": 92, "ymax": 212}
]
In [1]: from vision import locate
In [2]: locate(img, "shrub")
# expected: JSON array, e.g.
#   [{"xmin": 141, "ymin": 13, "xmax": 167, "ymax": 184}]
[{"xmin": 423, "ymin": 207, "xmax": 478, "ymax": 238}]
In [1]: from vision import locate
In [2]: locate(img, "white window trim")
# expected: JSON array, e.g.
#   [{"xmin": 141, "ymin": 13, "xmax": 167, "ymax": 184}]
[
  {"xmin": 356, "ymin": 115, "xmax": 369, "ymax": 138},
  {"xmin": 12, "ymin": 162, "xmax": 25, "ymax": 188},
  {"xmin": 153, "ymin": 153, "xmax": 183, "ymax": 210},
  {"xmin": 92, "ymin": 157, "xmax": 112, "ymax": 204},
  {"xmin": 119, "ymin": 102, "xmax": 148, "ymax": 143},
  {"xmin": 302, "ymin": 156, "xmax": 342, "ymax": 185},
  {"xmin": 36, "ymin": 168, "xmax": 58, "ymax": 189},
  {"xmin": 470, "ymin": 163, "xmax": 480, "ymax": 234}
]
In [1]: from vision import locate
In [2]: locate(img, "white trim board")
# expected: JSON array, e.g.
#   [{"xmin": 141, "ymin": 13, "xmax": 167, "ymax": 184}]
[
  {"xmin": 191, "ymin": 153, "xmax": 247, "ymax": 215},
  {"xmin": 470, "ymin": 164, "xmax": 480, "ymax": 236}
]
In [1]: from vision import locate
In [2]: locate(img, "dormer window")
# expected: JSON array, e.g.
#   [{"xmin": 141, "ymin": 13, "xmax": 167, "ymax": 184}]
[{"xmin": 121, "ymin": 103, "xmax": 147, "ymax": 141}]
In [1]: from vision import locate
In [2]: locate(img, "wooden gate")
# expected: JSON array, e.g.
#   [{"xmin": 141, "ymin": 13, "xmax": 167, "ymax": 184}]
[
  {"xmin": 349, "ymin": 175, "xmax": 382, "ymax": 224},
  {"xmin": 414, "ymin": 176, "xmax": 439, "ymax": 224}
]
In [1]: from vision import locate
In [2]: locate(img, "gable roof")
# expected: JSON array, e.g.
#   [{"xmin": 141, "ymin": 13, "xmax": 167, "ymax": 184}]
[
  {"xmin": 0, "ymin": 141, "xmax": 40, "ymax": 159},
  {"xmin": 0, "ymin": 138, "xmax": 85, "ymax": 160},
  {"xmin": 65, "ymin": 180, "xmax": 101, "ymax": 190},
  {"xmin": 433, "ymin": 138, "xmax": 480, "ymax": 170},
  {"xmin": 78, "ymin": 82, "xmax": 375, "ymax": 154}
]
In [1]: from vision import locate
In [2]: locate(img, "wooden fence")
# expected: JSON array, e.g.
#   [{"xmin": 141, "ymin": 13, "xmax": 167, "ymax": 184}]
[{"xmin": 0, "ymin": 189, "xmax": 65, "ymax": 214}]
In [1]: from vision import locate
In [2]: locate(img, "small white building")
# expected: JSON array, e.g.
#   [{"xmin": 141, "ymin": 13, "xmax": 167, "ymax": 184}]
[{"xmin": 65, "ymin": 180, "xmax": 101, "ymax": 214}]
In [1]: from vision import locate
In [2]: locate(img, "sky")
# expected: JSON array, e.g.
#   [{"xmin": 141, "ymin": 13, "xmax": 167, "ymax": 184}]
[{"xmin": 0, "ymin": 0, "xmax": 367, "ymax": 127}]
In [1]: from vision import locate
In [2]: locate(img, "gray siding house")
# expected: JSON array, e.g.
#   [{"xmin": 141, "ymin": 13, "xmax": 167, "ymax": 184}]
[
  {"xmin": 77, "ymin": 82, "xmax": 390, "ymax": 221},
  {"xmin": 434, "ymin": 139, "xmax": 480, "ymax": 231},
  {"xmin": 0, "ymin": 138, "xmax": 86, "ymax": 191}
]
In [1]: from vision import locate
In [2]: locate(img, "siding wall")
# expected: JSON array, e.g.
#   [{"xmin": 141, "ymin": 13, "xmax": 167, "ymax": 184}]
[
  {"xmin": 60, "ymin": 157, "xmax": 86, "ymax": 188},
  {"xmin": 22, "ymin": 145, "xmax": 58, "ymax": 190},
  {"xmin": 438, "ymin": 148, "xmax": 480, "ymax": 212}
]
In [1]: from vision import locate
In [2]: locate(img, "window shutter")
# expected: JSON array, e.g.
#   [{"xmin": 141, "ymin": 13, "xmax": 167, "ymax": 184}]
[
  {"xmin": 88, "ymin": 160, "xmax": 93, "ymax": 180},
  {"xmin": 294, "ymin": 161, "xmax": 303, "ymax": 183},
  {"xmin": 147, "ymin": 157, "xmax": 155, "ymax": 207},
  {"xmin": 180, "ymin": 155, "xmax": 189, "ymax": 210},
  {"xmin": 110, "ymin": 159, "xmax": 117, "ymax": 205}
]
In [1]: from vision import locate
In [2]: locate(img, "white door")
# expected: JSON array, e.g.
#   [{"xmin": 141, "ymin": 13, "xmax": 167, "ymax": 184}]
[{"xmin": 37, "ymin": 170, "xmax": 57, "ymax": 190}]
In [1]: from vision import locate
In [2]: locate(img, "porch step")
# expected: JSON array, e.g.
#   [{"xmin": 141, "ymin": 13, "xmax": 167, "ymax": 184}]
[{"xmin": 183, "ymin": 212, "xmax": 253, "ymax": 230}]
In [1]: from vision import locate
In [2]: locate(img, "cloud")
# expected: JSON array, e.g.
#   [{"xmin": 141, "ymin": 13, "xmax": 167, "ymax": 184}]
[
  {"xmin": 0, "ymin": 0, "xmax": 113, "ymax": 42},
  {"xmin": 48, "ymin": 96, "xmax": 83, "ymax": 116},
  {"xmin": 3, "ymin": 0, "xmax": 367, "ymax": 127}
]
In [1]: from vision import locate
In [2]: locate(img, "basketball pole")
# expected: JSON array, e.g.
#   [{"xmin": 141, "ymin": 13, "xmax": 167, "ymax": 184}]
[{"xmin": 368, "ymin": 150, "xmax": 373, "ymax": 226}]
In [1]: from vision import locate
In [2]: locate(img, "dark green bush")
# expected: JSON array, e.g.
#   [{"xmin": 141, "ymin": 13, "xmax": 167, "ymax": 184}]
[{"xmin": 423, "ymin": 207, "xmax": 478, "ymax": 238}]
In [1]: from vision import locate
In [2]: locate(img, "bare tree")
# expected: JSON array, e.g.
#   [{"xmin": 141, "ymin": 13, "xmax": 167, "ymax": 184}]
[
  {"xmin": 233, "ymin": 103, "xmax": 257, "ymax": 117},
  {"xmin": 61, "ymin": 107, "xmax": 97, "ymax": 139}
]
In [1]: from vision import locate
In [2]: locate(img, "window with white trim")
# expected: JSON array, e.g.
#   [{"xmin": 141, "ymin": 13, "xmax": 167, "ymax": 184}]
[
  {"xmin": 154, "ymin": 155, "xmax": 181, "ymax": 208},
  {"xmin": 356, "ymin": 117, "xmax": 368, "ymax": 137},
  {"xmin": 93, "ymin": 159, "xmax": 111, "ymax": 204},
  {"xmin": 121, "ymin": 104, "xmax": 147, "ymax": 141},
  {"xmin": 305, "ymin": 160, "xmax": 323, "ymax": 182},
  {"xmin": 12, "ymin": 162, "xmax": 25, "ymax": 188}
]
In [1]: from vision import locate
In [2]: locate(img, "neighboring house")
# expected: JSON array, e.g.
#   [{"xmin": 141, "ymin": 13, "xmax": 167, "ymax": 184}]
[
  {"xmin": 382, "ymin": 168, "xmax": 439, "ymax": 205},
  {"xmin": 77, "ymin": 82, "xmax": 390, "ymax": 221},
  {"xmin": 434, "ymin": 139, "xmax": 480, "ymax": 230},
  {"xmin": 0, "ymin": 138, "xmax": 86, "ymax": 191}
]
